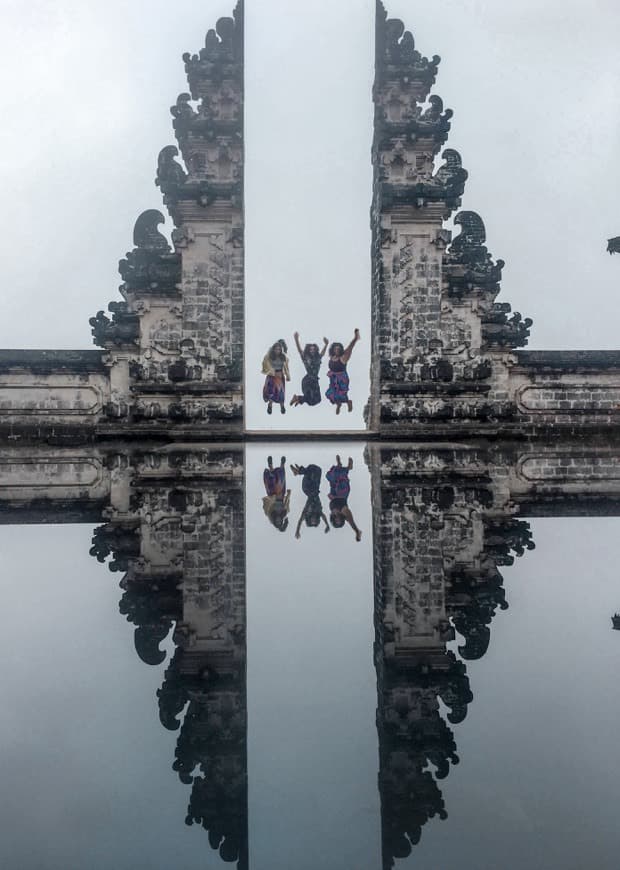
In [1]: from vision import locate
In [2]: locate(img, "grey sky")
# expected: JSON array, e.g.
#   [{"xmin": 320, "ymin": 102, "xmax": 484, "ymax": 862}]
[{"xmin": 0, "ymin": 0, "xmax": 618, "ymax": 431}]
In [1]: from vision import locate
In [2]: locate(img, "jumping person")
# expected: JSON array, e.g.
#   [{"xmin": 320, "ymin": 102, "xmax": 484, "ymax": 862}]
[
  {"xmin": 290, "ymin": 332, "xmax": 329, "ymax": 407},
  {"xmin": 326, "ymin": 329, "xmax": 360, "ymax": 414},
  {"xmin": 290, "ymin": 462, "xmax": 330, "ymax": 538},
  {"xmin": 326, "ymin": 455, "xmax": 362, "ymax": 541},
  {"xmin": 262, "ymin": 456, "xmax": 291, "ymax": 531},
  {"xmin": 262, "ymin": 339, "xmax": 290, "ymax": 414}
]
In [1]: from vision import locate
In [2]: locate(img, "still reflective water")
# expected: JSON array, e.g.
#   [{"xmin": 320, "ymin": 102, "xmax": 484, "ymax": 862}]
[{"xmin": 0, "ymin": 443, "xmax": 618, "ymax": 869}]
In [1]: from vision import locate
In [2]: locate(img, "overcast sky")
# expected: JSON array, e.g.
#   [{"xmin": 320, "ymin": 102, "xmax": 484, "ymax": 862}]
[{"xmin": 0, "ymin": 0, "xmax": 618, "ymax": 430}]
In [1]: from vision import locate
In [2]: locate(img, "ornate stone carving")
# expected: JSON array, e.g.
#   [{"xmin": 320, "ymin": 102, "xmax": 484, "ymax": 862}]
[
  {"xmin": 375, "ymin": 2, "xmax": 440, "ymax": 94},
  {"xmin": 89, "ymin": 303, "xmax": 139, "ymax": 348},
  {"xmin": 444, "ymin": 210, "xmax": 505, "ymax": 299},
  {"xmin": 118, "ymin": 210, "xmax": 181, "ymax": 297},
  {"xmin": 370, "ymin": 445, "xmax": 538, "ymax": 866},
  {"xmin": 607, "ymin": 236, "xmax": 620, "ymax": 254},
  {"xmin": 482, "ymin": 303, "xmax": 533, "ymax": 348},
  {"xmin": 155, "ymin": 145, "xmax": 188, "ymax": 197},
  {"xmin": 182, "ymin": 3, "xmax": 244, "ymax": 100}
]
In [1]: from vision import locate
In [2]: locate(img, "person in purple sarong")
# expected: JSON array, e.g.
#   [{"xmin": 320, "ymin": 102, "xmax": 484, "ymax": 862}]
[
  {"xmin": 326, "ymin": 329, "xmax": 360, "ymax": 414},
  {"xmin": 326, "ymin": 455, "xmax": 362, "ymax": 541},
  {"xmin": 262, "ymin": 339, "xmax": 290, "ymax": 414},
  {"xmin": 262, "ymin": 456, "xmax": 291, "ymax": 531}
]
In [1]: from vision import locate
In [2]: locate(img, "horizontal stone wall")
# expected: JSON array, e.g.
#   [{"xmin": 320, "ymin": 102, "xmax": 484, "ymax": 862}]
[
  {"xmin": 509, "ymin": 350, "xmax": 620, "ymax": 432},
  {"xmin": 0, "ymin": 351, "xmax": 110, "ymax": 437}
]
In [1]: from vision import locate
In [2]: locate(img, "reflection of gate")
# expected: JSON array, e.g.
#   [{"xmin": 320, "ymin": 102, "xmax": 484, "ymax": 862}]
[
  {"xmin": 0, "ymin": 1, "xmax": 618, "ymax": 441},
  {"xmin": 1, "ymin": 441, "xmax": 619, "ymax": 868}
]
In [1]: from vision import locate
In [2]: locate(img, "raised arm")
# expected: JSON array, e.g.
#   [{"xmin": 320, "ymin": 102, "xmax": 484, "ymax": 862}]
[
  {"xmin": 321, "ymin": 510, "xmax": 330, "ymax": 533},
  {"xmin": 341, "ymin": 328, "xmax": 360, "ymax": 363},
  {"xmin": 295, "ymin": 506, "xmax": 306, "ymax": 539},
  {"xmin": 293, "ymin": 331, "xmax": 304, "ymax": 358},
  {"xmin": 320, "ymin": 337, "xmax": 329, "ymax": 358}
]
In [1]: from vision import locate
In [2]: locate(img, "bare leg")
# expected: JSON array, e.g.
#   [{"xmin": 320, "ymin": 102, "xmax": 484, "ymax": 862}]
[
  {"xmin": 336, "ymin": 455, "xmax": 342, "ymax": 466},
  {"xmin": 267, "ymin": 401, "xmax": 272, "ymax": 414},
  {"xmin": 347, "ymin": 400, "xmax": 353, "ymax": 412},
  {"xmin": 280, "ymin": 403, "xmax": 286, "ymax": 414},
  {"xmin": 336, "ymin": 403, "xmax": 341, "ymax": 415}
]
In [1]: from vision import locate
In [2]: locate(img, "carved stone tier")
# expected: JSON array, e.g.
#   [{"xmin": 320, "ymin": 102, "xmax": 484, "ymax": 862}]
[
  {"xmin": 370, "ymin": 3, "xmax": 536, "ymax": 433},
  {"xmin": 366, "ymin": 438, "xmax": 619, "ymax": 865},
  {"xmin": 89, "ymin": 2, "xmax": 245, "ymax": 438},
  {"xmin": 369, "ymin": 5, "xmax": 620, "ymax": 436},
  {"xmin": 93, "ymin": 444, "xmax": 247, "ymax": 868}
]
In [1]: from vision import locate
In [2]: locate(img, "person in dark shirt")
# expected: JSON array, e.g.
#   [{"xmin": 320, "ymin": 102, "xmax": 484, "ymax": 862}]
[
  {"xmin": 290, "ymin": 332, "xmax": 329, "ymax": 408},
  {"xmin": 290, "ymin": 462, "xmax": 330, "ymax": 538}
]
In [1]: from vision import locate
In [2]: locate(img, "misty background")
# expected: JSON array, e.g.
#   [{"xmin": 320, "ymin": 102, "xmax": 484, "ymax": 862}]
[{"xmin": 0, "ymin": 0, "xmax": 618, "ymax": 430}]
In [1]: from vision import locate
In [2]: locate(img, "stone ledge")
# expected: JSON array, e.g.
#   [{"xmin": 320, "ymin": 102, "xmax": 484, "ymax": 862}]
[
  {"xmin": 515, "ymin": 350, "xmax": 620, "ymax": 371},
  {"xmin": 0, "ymin": 349, "xmax": 107, "ymax": 374}
]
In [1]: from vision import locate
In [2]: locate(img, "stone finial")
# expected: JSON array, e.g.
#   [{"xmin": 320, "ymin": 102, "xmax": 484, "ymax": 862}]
[
  {"xmin": 375, "ymin": 0, "xmax": 439, "ymax": 91},
  {"xmin": 183, "ymin": 1, "xmax": 244, "ymax": 99}
]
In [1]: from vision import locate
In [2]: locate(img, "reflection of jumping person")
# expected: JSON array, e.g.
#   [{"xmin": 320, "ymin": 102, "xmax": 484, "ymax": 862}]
[
  {"xmin": 290, "ymin": 332, "xmax": 328, "ymax": 407},
  {"xmin": 326, "ymin": 329, "xmax": 360, "ymax": 414},
  {"xmin": 326, "ymin": 455, "xmax": 362, "ymax": 541},
  {"xmin": 290, "ymin": 463, "xmax": 330, "ymax": 538},
  {"xmin": 262, "ymin": 456, "xmax": 291, "ymax": 532},
  {"xmin": 262, "ymin": 339, "xmax": 290, "ymax": 415}
]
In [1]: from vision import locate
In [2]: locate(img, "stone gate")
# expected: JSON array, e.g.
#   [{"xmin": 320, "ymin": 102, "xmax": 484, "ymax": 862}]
[{"xmin": 0, "ymin": 0, "xmax": 617, "ymax": 440}]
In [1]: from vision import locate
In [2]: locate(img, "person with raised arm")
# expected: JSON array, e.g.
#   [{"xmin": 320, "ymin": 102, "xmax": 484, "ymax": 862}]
[
  {"xmin": 290, "ymin": 462, "xmax": 330, "ymax": 538},
  {"xmin": 326, "ymin": 329, "xmax": 360, "ymax": 414},
  {"xmin": 326, "ymin": 455, "xmax": 362, "ymax": 541},
  {"xmin": 290, "ymin": 332, "xmax": 329, "ymax": 408}
]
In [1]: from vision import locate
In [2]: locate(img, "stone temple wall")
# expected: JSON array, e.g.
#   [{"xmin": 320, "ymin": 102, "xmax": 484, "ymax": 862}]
[
  {"xmin": 0, "ymin": 3, "xmax": 246, "ymax": 443},
  {"xmin": 0, "ymin": 0, "xmax": 618, "ymax": 442},
  {"xmin": 370, "ymin": 2, "xmax": 620, "ymax": 437}
]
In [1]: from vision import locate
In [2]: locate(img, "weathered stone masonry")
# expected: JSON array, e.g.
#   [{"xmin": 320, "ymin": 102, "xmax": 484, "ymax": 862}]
[
  {"xmin": 2, "ymin": 444, "xmax": 248, "ymax": 868},
  {"xmin": 370, "ymin": 1, "xmax": 620, "ymax": 436},
  {"xmin": 367, "ymin": 440, "xmax": 620, "ymax": 867},
  {"xmin": 0, "ymin": 1, "xmax": 245, "ymax": 442},
  {"xmin": 0, "ymin": 0, "xmax": 618, "ymax": 441}
]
